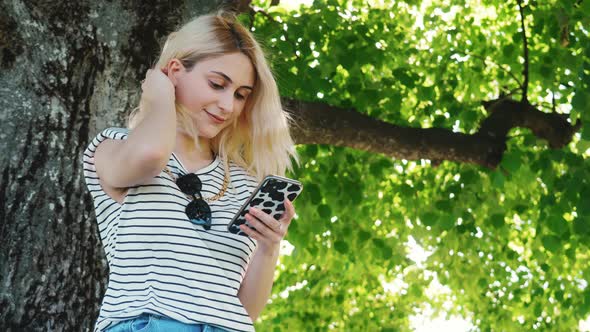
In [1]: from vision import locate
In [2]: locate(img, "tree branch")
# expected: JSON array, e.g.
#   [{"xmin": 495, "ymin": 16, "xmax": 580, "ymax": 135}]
[
  {"xmin": 481, "ymin": 98, "xmax": 581, "ymax": 148},
  {"xmin": 517, "ymin": 0, "xmax": 529, "ymax": 102},
  {"xmin": 285, "ymin": 98, "xmax": 581, "ymax": 169}
]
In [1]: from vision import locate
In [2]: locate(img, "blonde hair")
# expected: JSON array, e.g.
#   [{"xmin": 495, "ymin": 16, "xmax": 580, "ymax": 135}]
[{"xmin": 129, "ymin": 12, "xmax": 298, "ymax": 180}]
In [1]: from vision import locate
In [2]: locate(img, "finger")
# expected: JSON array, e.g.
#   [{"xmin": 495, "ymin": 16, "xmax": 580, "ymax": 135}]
[
  {"xmin": 279, "ymin": 199, "xmax": 296, "ymax": 224},
  {"xmin": 239, "ymin": 224, "xmax": 260, "ymax": 240},
  {"xmin": 249, "ymin": 207, "xmax": 281, "ymax": 233},
  {"xmin": 245, "ymin": 213, "xmax": 281, "ymax": 241}
]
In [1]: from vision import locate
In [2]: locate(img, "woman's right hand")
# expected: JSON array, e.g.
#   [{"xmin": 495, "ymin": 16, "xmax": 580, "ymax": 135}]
[{"xmin": 140, "ymin": 68, "xmax": 175, "ymax": 107}]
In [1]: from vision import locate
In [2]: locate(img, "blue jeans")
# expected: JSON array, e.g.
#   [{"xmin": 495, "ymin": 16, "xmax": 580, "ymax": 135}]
[{"xmin": 105, "ymin": 314, "xmax": 230, "ymax": 332}]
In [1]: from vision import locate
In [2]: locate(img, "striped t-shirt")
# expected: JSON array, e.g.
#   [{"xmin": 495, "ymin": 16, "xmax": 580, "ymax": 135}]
[{"xmin": 83, "ymin": 128, "xmax": 259, "ymax": 332}]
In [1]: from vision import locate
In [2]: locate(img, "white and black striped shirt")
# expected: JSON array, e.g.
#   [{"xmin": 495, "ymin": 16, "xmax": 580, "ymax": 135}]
[{"xmin": 83, "ymin": 128, "xmax": 259, "ymax": 332}]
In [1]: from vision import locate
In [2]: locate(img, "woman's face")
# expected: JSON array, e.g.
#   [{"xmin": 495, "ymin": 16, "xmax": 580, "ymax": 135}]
[{"xmin": 171, "ymin": 52, "xmax": 255, "ymax": 139}]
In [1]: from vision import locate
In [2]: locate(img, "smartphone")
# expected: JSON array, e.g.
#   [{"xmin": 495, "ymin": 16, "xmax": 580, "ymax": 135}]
[{"xmin": 228, "ymin": 175, "xmax": 303, "ymax": 236}]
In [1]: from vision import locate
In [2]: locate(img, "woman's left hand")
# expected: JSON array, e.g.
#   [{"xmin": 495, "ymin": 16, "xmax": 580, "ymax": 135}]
[{"xmin": 240, "ymin": 199, "xmax": 295, "ymax": 252}]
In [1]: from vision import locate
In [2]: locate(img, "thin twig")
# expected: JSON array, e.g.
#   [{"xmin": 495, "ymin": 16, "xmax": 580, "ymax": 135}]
[
  {"xmin": 454, "ymin": 50, "xmax": 523, "ymax": 87},
  {"xmin": 517, "ymin": 0, "xmax": 529, "ymax": 102},
  {"xmin": 535, "ymin": 100, "xmax": 564, "ymax": 113},
  {"xmin": 501, "ymin": 87, "xmax": 523, "ymax": 99},
  {"xmin": 551, "ymin": 89, "xmax": 556, "ymax": 113},
  {"xmin": 248, "ymin": 8, "xmax": 255, "ymax": 30},
  {"xmin": 251, "ymin": 5, "xmax": 276, "ymax": 21},
  {"xmin": 250, "ymin": 5, "xmax": 300, "ymax": 59}
]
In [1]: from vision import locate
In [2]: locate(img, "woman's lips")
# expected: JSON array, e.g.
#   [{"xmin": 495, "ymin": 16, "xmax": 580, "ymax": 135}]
[{"xmin": 205, "ymin": 110, "xmax": 225, "ymax": 124}]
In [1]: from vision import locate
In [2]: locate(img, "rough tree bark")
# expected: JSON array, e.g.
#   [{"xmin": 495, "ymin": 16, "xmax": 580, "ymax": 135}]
[
  {"xmin": 0, "ymin": 1, "xmax": 226, "ymax": 330},
  {"xmin": 0, "ymin": 0, "xmax": 581, "ymax": 331}
]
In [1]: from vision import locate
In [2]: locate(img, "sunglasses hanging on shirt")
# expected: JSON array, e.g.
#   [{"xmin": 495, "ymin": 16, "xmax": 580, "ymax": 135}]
[
  {"xmin": 164, "ymin": 168, "xmax": 229, "ymax": 230},
  {"xmin": 177, "ymin": 173, "xmax": 212, "ymax": 229}
]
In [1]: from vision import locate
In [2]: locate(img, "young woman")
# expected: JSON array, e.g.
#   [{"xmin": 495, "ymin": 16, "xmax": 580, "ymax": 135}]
[{"xmin": 83, "ymin": 12, "xmax": 298, "ymax": 332}]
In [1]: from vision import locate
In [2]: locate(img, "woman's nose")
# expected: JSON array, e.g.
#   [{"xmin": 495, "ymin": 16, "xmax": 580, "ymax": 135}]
[{"xmin": 218, "ymin": 91, "xmax": 234, "ymax": 113}]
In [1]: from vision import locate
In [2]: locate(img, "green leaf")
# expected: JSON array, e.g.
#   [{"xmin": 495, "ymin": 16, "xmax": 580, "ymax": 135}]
[
  {"xmin": 501, "ymin": 150, "xmax": 522, "ymax": 173},
  {"xmin": 371, "ymin": 238, "xmax": 393, "ymax": 259},
  {"xmin": 310, "ymin": 219, "xmax": 323, "ymax": 234},
  {"xmin": 318, "ymin": 204, "xmax": 332, "ymax": 218},
  {"xmin": 576, "ymin": 139, "xmax": 590, "ymax": 152},
  {"xmin": 572, "ymin": 92, "xmax": 587, "ymax": 111},
  {"xmin": 478, "ymin": 278, "xmax": 488, "ymax": 288},
  {"xmin": 409, "ymin": 284, "xmax": 423, "ymax": 297},
  {"xmin": 502, "ymin": 44, "xmax": 515, "ymax": 58},
  {"xmin": 435, "ymin": 200, "xmax": 452, "ymax": 211},
  {"xmin": 305, "ymin": 144, "xmax": 319, "ymax": 158},
  {"xmin": 578, "ymin": 196, "xmax": 590, "ymax": 216},
  {"xmin": 306, "ymin": 183, "xmax": 322, "ymax": 205},
  {"xmin": 541, "ymin": 235, "xmax": 561, "ymax": 253},
  {"xmin": 461, "ymin": 111, "xmax": 479, "ymax": 125},
  {"xmin": 573, "ymin": 217, "xmax": 590, "ymax": 236},
  {"xmin": 369, "ymin": 158, "xmax": 393, "ymax": 177},
  {"xmin": 439, "ymin": 215, "xmax": 455, "ymax": 231},
  {"xmin": 546, "ymin": 215, "xmax": 567, "ymax": 235},
  {"xmin": 393, "ymin": 68, "xmax": 415, "ymax": 88},
  {"xmin": 334, "ymin": 240, "xmax": 349, "ymax": 254},
  {"xmin": 422, "ymin": 212, "xmax": 438, "ymax": 227},
  {"xmin": 581, "ymin": 290, "xmax": 590, "ymax": 316},
  {"xmin": 358, "ymin": 230, "xmax": 371, "ymax": 243},
  {"xmin": 461, "ymin": 170, "xmax": 479, "ymax": 184},
  {"xmin": 514, "ymin": 204, "xmax": 528, "ymax": 214},
  {"xmin": 554, "ymin": 290, "xmax": 564, "ymax": 301},
  {"xmin": 491, "ymin": 171, "xmax": 505, "ymax": 188},
  {"xmin": 490, "ymin": 214, "xmax": 505, "ymax": 229},
  {"xmin": 372, "ymin": 238, "xmax": 386, "ymax": 249},
  {"xmin": 400, "ymin": 183, "xmax": 414, "ymax": 197}
]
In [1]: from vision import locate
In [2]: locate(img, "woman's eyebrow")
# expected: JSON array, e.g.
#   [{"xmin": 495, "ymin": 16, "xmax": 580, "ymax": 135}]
[{"xmin": 210, "ymin": 71, "xmax": 253, "ymax": 90}]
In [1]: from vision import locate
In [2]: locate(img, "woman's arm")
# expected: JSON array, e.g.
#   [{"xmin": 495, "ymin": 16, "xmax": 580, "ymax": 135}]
[
  {"xmin": 237, "ymin": 243, "xmax": 280, "ymax": 321},
  {"xmin": 95, "ymin": 66, "xmax": 177, "ymax": 189},
  {"xmin": 237, "ymin": 200, "xmax": 296, "ymax": 321}
]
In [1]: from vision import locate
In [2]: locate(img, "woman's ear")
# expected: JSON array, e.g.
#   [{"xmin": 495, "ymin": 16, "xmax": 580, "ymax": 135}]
[{"xmin": 163, "ymin": 59, "xmax": 184, "ymax": 86}]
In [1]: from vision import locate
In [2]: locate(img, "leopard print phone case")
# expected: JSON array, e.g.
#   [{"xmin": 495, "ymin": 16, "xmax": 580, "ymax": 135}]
[{"xmin": 228, "ymin": 175, "xmax": 303, "ymax": 236}]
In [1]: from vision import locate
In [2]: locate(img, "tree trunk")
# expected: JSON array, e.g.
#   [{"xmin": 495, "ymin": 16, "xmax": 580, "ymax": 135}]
[{"xmin": 0, "ymin": 1, "xmax": 224, "ymax": 330}]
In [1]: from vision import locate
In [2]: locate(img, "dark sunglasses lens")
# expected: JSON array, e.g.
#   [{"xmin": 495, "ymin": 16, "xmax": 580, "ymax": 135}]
[
  {"xmin": 186, "ymin": 199, "xmax": 212, "ymax": 229},
  {"xmin": 177, "ymin": 173, "xmax": 202, "ymax": 195}
]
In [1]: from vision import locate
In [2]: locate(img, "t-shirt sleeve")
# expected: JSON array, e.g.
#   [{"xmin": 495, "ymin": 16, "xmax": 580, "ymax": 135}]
[
  {"xmin": 82, "ymin": 127, "xmax": 129, "ymax": 204},
  {"xmin": 82, "ymin": 127, "xmax": 129, "ymax": 263}
]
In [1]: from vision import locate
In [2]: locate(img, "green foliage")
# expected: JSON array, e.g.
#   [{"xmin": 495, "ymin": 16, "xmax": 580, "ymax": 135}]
[{"xmin": 248, "ymin": 0, "xmax": 589, "ymax": 330}]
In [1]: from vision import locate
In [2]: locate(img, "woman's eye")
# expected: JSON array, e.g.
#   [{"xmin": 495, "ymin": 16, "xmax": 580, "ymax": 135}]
[
  {"xmin": 210, "ymin": 79, "xmax": 247, "ymax": 100},
  {"xmin": 209, "ymin": 81, "xmax": 224, "ymax": 89}
]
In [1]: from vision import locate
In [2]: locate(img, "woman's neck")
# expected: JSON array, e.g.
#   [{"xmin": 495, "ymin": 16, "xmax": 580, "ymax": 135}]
[{"xmin": 174, "ymin": 130, "xmax": 214, "ymax": 166}]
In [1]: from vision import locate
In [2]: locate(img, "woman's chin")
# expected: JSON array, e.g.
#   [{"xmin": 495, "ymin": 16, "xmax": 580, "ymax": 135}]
[{"xmin": 195, "ymin": 125, "xmax": 222, "ymax": 139}]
